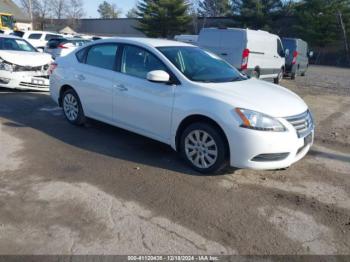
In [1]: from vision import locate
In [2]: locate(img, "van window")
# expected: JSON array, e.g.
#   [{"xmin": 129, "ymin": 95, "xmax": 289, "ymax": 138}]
[
  {"xmin": 86, "ymin": 44, "xmax": 118, "ymax": 70},
  {"xmin": 277, "ymin": 39, "xmax": 284, "ymax": 57},
  {"xmin": 28, "ymin": 34, "xmax": 42, "ymax": 40}
]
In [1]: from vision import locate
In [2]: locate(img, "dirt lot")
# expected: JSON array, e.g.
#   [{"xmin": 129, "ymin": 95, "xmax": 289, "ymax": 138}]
[{"xmin": 0, "ymin": 65, "xmax": 349, "ymax": 255}]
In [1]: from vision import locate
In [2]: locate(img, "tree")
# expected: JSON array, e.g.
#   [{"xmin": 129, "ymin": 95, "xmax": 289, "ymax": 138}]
[
  {"xmin": 126, "ymin": 7, "xmax": 139, "ymax": 18},
  {"xmin": 231, "ymin": 0, "xmax": 284, "ymax": 30},
  {"xmin": 98, "ymin": 1, "xmax": 122, "ymax": 19},
  {"xmin": 198, "ymin": 0, "xmax": 231, "ymax": 17},
  {"xmin": 66, "ymin": 0, "xmax": 85, "ymax": 29},
  {"xmin": 51, "ymin": 0, "xmax": 68, "ymax": 19},
  {"xmin": 136, "ymin": 0, "xmax": 192, "ymax": 38}
]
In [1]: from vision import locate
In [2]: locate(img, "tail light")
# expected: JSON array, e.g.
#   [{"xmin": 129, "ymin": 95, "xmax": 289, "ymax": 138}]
[
  {"xmin": 241, "ymin": 48, "xmax": 250, "ymax": 70},
  {"xmin": 58, "ymin": 44, "xmax": 69, "ymax": 49},
  {"xmin": 292, "ymin": 51, "xmax": 298, "ymax": 65},
  {"xmin": 48, "ymin": 63, "xmax": 58, "ymax": 75}
]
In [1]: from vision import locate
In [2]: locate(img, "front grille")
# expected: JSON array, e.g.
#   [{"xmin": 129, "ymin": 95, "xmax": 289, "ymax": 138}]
[
  {"xmin": 14, "ymin": 64, "xmax": 50, "ymax": 72},
  {"xmin": 286, "ymin": 110, "xmax": 314, "ymax": 138},
  {"xmin": 19, "ymin": 82, "xmax": 49, "ymax": 89}
]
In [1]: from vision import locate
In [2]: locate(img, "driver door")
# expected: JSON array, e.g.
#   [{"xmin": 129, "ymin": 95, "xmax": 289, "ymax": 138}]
[{"xmin": 113, "ymin": 45, "xmax": 176, "ymax": 142}]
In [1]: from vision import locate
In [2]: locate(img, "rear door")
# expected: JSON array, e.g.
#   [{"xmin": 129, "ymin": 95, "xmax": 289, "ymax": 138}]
[
  {"xmin": 73, "ymin": 43, "xmax": 119, "ymax": 122},
  {"xmin": 298, "ymin": 40, "xmax": 309, "ymax": 73},
  {"xmin": 220, "ymin": 30, "xmax": 244, "ymax": 68}
]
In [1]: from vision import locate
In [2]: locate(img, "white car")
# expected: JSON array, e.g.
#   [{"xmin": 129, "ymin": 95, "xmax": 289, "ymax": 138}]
[
  {"xmin": 44, "ymin": 37, "xmax": 91, "ymax": 59},
  {"xmin": 50, "ymin": 38, "xmax": 314, "ymax": 173},
  {"xmin": 0, "ymin": 35, "xmax": 52, "ymax": 91},
  {"xmin": 22, "ymin": 31, "xmax": 63, "ymax": 50},
  {"xmin": 198, "ymin": 28, "xmax": 286, "ymax": 84}
]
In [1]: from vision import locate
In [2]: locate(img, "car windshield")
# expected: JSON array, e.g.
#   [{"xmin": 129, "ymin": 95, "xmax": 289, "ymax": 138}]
[
  {"xmin": 0, "ymin": 38, "xmax": 37, "ymax": 52},
  {"xmin": 158, "ymin": 46, "xmax": 247, "ymax": 83}
]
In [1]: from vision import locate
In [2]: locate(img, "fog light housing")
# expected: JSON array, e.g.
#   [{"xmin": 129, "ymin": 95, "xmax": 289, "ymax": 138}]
[
  {"xmin": 0, "ymin": 77, "xmax": 10, "ymax": 84},
  {"xmin": 251, "ymin": 153, "xmax": 290, "ymax": 162}
]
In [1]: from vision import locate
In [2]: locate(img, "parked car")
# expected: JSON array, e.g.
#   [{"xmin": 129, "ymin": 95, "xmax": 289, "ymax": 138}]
[
  {"xmin": 22, "ymin": 31, "xmax": 63, "ymax": 51},
  {"xmin": 44, "ymin": 38, "xmax": 91, "ymax": 59},
  {"xmin": 50, "ymin": 38, "xmax": 314, "ymax": 174},
  {"xmin": 174, "ymin": 35, "xmax": 198, "ymax": 44},
  {"xmin": 197, "ymin": 28, "xmax": 286, "ymax": 84},
  {"xmin": 282, "ymin": 38, "xmax": 312, "ymax": 79},
  {"xmin": 0, "ymin": 35, "xmax": 52, "ymax": 91}
]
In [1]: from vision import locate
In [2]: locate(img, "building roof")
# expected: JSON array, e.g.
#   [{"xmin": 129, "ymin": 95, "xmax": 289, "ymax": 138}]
[
  {"xmin": 59, "ymin": 26, "xmax": 76, "ymax": 35},
  {"xmin": 0, "ymin": 0, "xmax": 30, "ymax": 22}
]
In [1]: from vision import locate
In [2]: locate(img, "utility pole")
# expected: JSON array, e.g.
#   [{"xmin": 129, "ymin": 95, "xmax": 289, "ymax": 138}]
[{"xmin": 29, "ymin": 0, "xmax": 33, "ymax": 22}]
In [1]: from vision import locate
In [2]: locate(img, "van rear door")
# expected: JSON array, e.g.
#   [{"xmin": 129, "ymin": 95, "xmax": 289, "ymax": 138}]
[{"xmin": 219, "ymin": 30, "xmax": 245, "ymax": 68}]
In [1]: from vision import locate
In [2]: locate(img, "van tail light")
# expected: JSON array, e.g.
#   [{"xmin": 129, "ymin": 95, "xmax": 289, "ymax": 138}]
[
  {"xmin": 292, "ymin": 51, "xmax": 298, "ymax": 65},
  {"xmin": 241, "ymin": 48, "xmax": 250, "ymax": 70},
  {"xmin": 48, "ymin": 63, "xmax": 58, "ymax": 75}
]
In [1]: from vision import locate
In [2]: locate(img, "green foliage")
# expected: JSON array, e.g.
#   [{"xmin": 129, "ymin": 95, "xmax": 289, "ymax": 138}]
[
  {"xmin": 198, "ymin": 0, "xmax": 231, "ymax": 17},
  {"xmin": 136, "ymin": 0, "xmax": 192, "ymax": 38},
  {"xmin": 231, "ymin": 0, "xmax": 283, "ymax": 31},
  {"xmin": 98, "ymin": 1, "xmax": 122, "ymax": 19},
  {"xmin": 293, "ymin": 0, "xmax": 350, "ymax": 48}
]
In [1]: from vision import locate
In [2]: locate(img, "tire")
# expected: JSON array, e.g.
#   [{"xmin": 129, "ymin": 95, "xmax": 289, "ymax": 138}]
[
  {"xmin": 180, "ymin": 122, "xmax": 229, "ymax": 174},
  {"xmin": 62, "ymin": 89, "xmax": 86, "ymax": 126},
  {"xmin": 301, "ymin": 72, "xmax": 306, "ymax": 77},
  {"xmin": 274, "ymin": 69, "xmax": 283, "ymax": 84},
  {"xmin": 291, "ymin": 72, "xmax": 296, "ymax": 80},
  {"xmin": 251, "ymin": 69, "xmax": 260, "ymax": 79}
]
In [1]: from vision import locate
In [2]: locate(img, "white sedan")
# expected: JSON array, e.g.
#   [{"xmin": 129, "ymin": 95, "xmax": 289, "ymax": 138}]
[
  {"xmin": 0, "ymin": 35, "xmax": 52, "ymax": 91},
  {"xmin": 50, "ymin": 38, "xmax": 314, "ymax": 174}
]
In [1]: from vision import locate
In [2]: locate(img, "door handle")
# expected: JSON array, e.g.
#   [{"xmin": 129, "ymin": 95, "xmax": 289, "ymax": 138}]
[
  {"xmin": 76, "ymin": 74, "xmax": 86, "ymax": 81},
  {"xmin": 221, "ymin": 53, "xmax": 228, "ymax": 56},
  {"xmin": 114, "ymin": 84, "xmax": 128, "ymax": 92}
]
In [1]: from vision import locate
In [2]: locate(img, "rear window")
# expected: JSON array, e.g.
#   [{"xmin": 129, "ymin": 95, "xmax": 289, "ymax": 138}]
[
  {"xmin": 28, "ymin": 33, "xmax": 42, "ymax": 40},
  {"xmin": 282, "ymin": 39, "xmax": 296, "ymax": 52},
  {"xmin": 45, "ymin": 34, "xmax": 62, "ymax": 41}
]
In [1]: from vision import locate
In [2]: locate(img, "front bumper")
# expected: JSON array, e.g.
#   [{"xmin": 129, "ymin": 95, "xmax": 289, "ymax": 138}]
[
  {"xmin": 0, "ymin": 70, "xmax": 49, "ymax": 91},
  {"xmin": 227, "ymin": 117, "xmax": 314, "ymax": 170}
]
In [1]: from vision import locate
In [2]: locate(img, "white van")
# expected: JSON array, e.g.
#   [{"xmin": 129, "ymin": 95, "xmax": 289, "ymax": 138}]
[
  {"xmin": 197, "ymin": 28, "xmax": 286, "ymax": 84},
  {"xmin": 22, "ymin": 31, "xmax": 63, "ymax": 51}
]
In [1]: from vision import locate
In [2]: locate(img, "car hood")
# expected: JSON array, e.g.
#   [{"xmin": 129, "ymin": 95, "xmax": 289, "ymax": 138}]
[
  {"xmin": 199, "ymin": 79, "xmax": 308, "ymax": 118},
  {"xmin": 0, "ymin": 51, "xmax": 52, "ymax": 67}
]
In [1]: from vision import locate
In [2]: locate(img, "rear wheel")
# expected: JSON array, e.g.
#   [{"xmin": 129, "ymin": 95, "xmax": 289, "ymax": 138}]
[
  {"xmin": 62, "ymin": 89, "xmax": 86, "ymax": 125},
  {"xmin": 251, "ymin": 69, "xmax": 260, "ymax": 79},
  {"xmin": 180, "ymin": 123, "xmax": 228, "ymax": 174},
  {"xmin": 274, "ymin": 69, "xmax": 284, "ymax": 84}
]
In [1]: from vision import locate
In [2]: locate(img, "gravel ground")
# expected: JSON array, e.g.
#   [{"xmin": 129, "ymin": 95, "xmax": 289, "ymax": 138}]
[{"xmin": 0, "ymin": 65, "xmax": 349, "ymax": 255}]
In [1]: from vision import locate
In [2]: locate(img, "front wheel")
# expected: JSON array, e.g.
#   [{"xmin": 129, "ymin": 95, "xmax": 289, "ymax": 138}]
[
  {"xmin": 62, "ymin": 89, "xmax": 86, "ymax": 125},
  {"xmin": 180, "ymin": 123, "xmax": 228, "ymax": 174}
]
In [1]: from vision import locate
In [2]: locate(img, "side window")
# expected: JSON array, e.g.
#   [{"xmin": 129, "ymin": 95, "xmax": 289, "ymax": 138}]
[
  {"xmin": 277, "ymin": 39, "xmax": 284, "ymax": 57},
  {"xmin": 121, "ymin": 45, "xmax": 167, "ymax": 79},
  {"xmin": 85, "ymin": 44, "xmax": 118, "ymax": 70},
  {"xmin": 45, "ymin": 34, "xmax": 61, "ymax": 41},
  {"xmin": 28, "ymin": 34, "xmax": 42, "ymax": 40}
]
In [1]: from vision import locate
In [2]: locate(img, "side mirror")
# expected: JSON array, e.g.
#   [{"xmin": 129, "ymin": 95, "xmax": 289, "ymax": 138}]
[
  {"xmin": 285, "ymin": 49, "xmax": 290, "ymax": 57},
  {"xmin": 309, "ymin": 51, "xmax": 314, "ymax": 58},
  {"xmin": 147, "ymin": 70, "xmax": 170, "ymax": 83}
]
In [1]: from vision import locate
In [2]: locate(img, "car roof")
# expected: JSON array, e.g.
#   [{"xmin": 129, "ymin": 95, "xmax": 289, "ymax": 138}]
[
  {"xmin": 99, "ymin": 37, "xmax": 194, "ymax": 48},
  {"xmin": 0, "ymin": 34, "xmax": 23, "ymax": 40},
  {"xmin": 24, "ymin": 31, "xmax": 61, "ymax": 35}
]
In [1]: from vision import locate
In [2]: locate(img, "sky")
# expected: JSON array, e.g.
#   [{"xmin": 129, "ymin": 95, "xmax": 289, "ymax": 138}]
[{"xmin": 83, "ymin": 0, "xmax": 138, "ymax": 18}]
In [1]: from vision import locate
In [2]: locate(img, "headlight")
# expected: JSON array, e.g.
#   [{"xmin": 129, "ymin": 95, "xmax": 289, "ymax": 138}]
[
  {"xmin": 235, "ymin": 108, "xmax": 286, "ymax": 132},
  {"xmin": 0, "ymin": 58, "xmax": 14, "ymax": 72}
]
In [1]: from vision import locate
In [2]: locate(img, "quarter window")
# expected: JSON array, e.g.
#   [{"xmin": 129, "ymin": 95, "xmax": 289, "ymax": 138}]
[
  {"xmin": 28, "ymin": 34, "xmax": 42, "ymax": 40},
  {"xmin": 86, "ymin": 44, "xmax": 118, "ymax": 70},
  {"xmin": 121, "ymin": 45, "xmax": 167, "ymax": 79}
]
